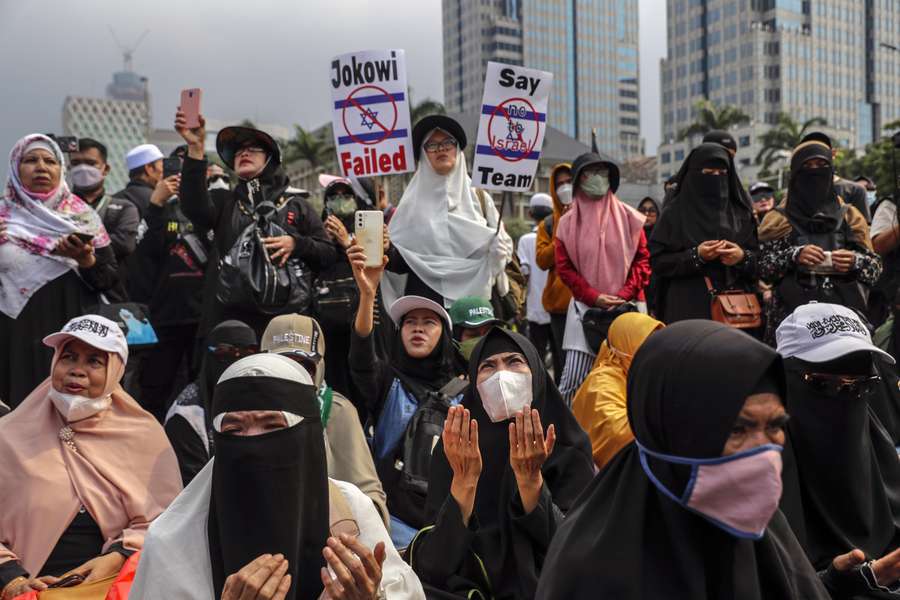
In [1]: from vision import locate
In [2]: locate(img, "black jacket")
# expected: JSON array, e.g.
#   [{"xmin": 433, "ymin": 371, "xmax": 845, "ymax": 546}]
[{"xmin": 180, "ymin": 156, "xmax": 336, "ymax": 336}]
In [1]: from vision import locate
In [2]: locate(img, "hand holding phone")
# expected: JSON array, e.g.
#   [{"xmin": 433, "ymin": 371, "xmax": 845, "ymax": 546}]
[
  {"xmin": 355, "ymin": 211, "xmax": 384, "ymax": 267},
  {"xmin": 48, "ymin": 574, "xmax": 85, "ymax": 589},
  {"xmin": 71, "ymin": 232, "xmax": 94, "ymax": 245},
  {"xmin": 180, "ymin": 89, "xmax": 203, "ymax": 129}
]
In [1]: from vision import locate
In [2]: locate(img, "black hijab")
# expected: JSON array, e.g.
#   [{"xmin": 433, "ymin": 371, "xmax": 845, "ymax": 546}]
[
  {"xmin": 535, "ymin": 320, "xmax": 830, "ymax": 600},
  {"xmin": 650, "ymin": 143, "xmax": 756, "ymax": 250},
  {"xmin": 391, "ymin": 316, "xmax": 460, "ymax": 396},
  {"xmin": 233, "ymin": 154, "xmax": 292, "ymax": 215},
  {"xmin": 785, "ymin": 141, "xmax": 841, "ymax": 234},
  {"xmin": 638, "ymin": 197, "xmax": 660, "ymax": 236},
  {"xmin": 779, "ymin": 352, "xmax": 900, "ymax": 571},
  {"xmin": 426, "ymin": 328, "xmax": 594, "ymax": 599},
  {"xmin": 208, "ymin": 357, "xmax": 329, "ymax": 600}
]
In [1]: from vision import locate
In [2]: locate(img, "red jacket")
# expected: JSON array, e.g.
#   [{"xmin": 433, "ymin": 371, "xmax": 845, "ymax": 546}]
[{"xmin": 555, "ymin": 229, "xmax": 651, "ymax": 305}]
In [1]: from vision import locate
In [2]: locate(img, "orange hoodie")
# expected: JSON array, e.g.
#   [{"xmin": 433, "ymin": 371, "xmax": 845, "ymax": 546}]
[{"xmin": 536, "ymin": 163, "xmax": 573, "ymax": 314}]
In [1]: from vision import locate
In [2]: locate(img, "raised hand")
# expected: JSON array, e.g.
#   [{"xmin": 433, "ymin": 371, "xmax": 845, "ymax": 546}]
[
  {"xmin": 443, "ymin": 405, "xmax": 482, "ymax": 525},
  {"xmin": 347, "ymin": 243, "xmax": 387, "ymax": 298},
  {"xmin": 320, "ymin": 534, "xmax": 385, "ymax": 600},
  {"xmin": 174, "ymin": 108, "xmax": 206, "ymax": 160},
  {"xmin": 221, "ymin": 554, "xmax": 291, "ymax": 600},
  {"xmin": 509, "ymin": 409, "xmax": 556, "ymax": 514}
]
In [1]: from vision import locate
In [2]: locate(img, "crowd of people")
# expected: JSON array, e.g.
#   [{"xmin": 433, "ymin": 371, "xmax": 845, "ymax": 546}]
[{"xmin": 1, "ymin": 104, "xmax": 900, "ymax": 600}]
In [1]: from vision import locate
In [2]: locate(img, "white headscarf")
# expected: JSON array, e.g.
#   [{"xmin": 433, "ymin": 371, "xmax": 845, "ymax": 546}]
[
  {"xmin": 386, "ymin": 130, "xmax": 512, "ymax": 307},
  {"xmin": 0, "ymin": 134, "xmax": 110, "ymax": 318}
]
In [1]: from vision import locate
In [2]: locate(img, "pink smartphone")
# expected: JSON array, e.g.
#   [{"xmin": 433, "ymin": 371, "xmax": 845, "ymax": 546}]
[{"xmin": 180, "ymin": 89, "xmax": 202, "ymax": 128}]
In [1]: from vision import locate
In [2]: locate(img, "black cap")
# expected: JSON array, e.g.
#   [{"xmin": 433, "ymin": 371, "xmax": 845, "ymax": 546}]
[
  {"xmin": 800, "ymin": 131, "xmax": 833, "ymax": 149},
  {"xmin": 702, "ymin": 130, "xmax": 737, "ymax": 153},
  {"xmin": 571, "ymin": 153, "xmax": 620, "ymax": 194},
  {"xmin": 216, "ymin": 126, "xmax": 281, "ymax": 169},
  {"xmin": 411, "ymin": 114, "xmax": 467, "ymax": 162}
]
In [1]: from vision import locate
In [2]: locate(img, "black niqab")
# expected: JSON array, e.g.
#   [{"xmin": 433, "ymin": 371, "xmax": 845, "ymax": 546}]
[
  {"xmin": 426, "ymin": 328, "xmax": 594, "ymax": 599},
  {"xmin": 779, "ymin": 353, "xmax": 900, "ymax": 571},
  {"xmin": 786, "ymin": 141, "xmax": 842, "ymax": 234},
  {"xmin": 650, "ymin": 143, "xmax": 756, "ymax": 250},
  {"xmin": 208, "ymin": 370, "xmax": 329, "ymax": 600},
  {"xmin": 535, "ymin": 320, "xmax": 830, "ymax": 600}
]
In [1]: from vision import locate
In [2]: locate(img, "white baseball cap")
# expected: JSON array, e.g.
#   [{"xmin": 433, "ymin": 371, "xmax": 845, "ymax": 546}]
[
  {"xmin": 43, "ymin": 315, "xmax": 129, "ymax": 363},
  {"xmin": 125, "ymin": 144, "xmax": 164, "ymax": 171},
  {"xmin": 388, "ymin": 295, "xmax": 452, "ymax": 328},
  {"xmin": 776, "ymin": 302, "xmax": 894, "ymax": 364}
]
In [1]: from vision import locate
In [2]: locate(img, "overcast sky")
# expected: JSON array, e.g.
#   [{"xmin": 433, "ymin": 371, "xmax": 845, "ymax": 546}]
[{"xmin": 0, "ymin": 0, "xmax": 666, "ymax": 180}]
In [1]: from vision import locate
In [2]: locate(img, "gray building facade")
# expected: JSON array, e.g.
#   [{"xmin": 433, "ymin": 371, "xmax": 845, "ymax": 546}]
[
  {"xmin": 658, "ymin": 0, "xmax": 900, "ymax": 185},
  {"xmin": 442, "ymin": 0, "xmax": 642, "ymax": 160}
]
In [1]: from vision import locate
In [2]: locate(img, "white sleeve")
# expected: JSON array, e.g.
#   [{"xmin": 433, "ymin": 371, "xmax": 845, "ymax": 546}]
[
  {"xmin": 332, "ymin": 480, "xmax": 425, "ymax": 599},
  {"xmin": 871, "ymin": 201, "xmax": 897, "ymax": 239}
]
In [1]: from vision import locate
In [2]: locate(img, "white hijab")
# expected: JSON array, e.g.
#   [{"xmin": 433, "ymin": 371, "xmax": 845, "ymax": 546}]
[{"xmin": 386, "ymin": 131, "xmax": 512, "ymax": 307}]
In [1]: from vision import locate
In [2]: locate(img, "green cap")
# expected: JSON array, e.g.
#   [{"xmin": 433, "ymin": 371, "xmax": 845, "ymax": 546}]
[{"xmin": 449, "ymin": 296, "xmax": 499, "ymax": 328}]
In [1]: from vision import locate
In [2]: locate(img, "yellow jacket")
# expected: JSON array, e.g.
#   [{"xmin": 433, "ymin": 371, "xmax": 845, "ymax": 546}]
[{"xmin": 572, "ymin": 313, "xmax": 664, "ymax": 469}]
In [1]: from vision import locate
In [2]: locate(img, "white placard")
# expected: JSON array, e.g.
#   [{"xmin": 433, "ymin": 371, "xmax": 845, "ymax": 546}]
[
  {"xmin": 329, "ymin": 49, "xmax": 414, "ymax": 177},
  {"xmin": 471, "ymin": 62, "xmax": 553, "ymax": 192}
]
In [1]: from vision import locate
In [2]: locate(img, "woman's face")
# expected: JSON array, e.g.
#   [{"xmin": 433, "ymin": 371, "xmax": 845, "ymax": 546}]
[
  {"xmin": 219, "ymin": 410, "xmax": 289, "ymax": 436},
  {"xmin": 19, "ymin": 148, "xmax": 61, "ymax": 193},
  {"xmin": 424, "ymin": 130, "xmax": 458, "ymax": 176},
  {"xmin": 802, "ymin": 157, "xmax": 829, "ymax": 170},
  {"xmin": 51, "ymin": 339, "xmax": 108, "ymax": 398},
  {"xmin": 701, "ymin": 167, "xmax": 728, "ymax": 176},
  {"xmin": 579, "ymin": 166, "xmax": 609, "ymax": 186},
  {"xmin": 401, "ymin": 308, "xmax": 444, "ymax": 359},
  {"xmin": 721, "ymin": 392, "xmax": 789, "ymax": 456},
  {"xmin": 475, "ymin": 351, "xmax": 531, "ymax": 386},
  {"xmin": 638, "ymin": 200, "xmax": 658, "ymax": 226},
  {"xmin": 234, "ymin": 145, "xmax": 268, "ymax": 179}
]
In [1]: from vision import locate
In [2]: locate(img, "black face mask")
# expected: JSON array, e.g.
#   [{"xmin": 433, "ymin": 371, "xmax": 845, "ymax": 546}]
[
  {"xmin": 796, "ymin": 166, "xmax": 833, "ymax": 200},
  {"xmin": 696, "ymin": 172, "xmax": 728, "ymax": 205}
]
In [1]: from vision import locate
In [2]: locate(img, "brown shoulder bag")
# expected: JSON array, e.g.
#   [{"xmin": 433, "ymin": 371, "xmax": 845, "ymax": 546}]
[{"xmin": 705, "ymin": 277, "xmax": 762, "ymax": 329}]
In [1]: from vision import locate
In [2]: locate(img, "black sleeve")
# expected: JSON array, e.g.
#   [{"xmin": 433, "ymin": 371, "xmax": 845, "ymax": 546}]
[
  {"xmin": 649, "ymin": 243, "xmax": 704, "ymax": 278},
  {"xmin": 106, "ymin": 201, "xmax": 140, "ymax": 260},
  {"xmin": 348, "ymin": 328, "xmax": 391, "ymax": 418},
  {"xmin": 180, "ymin": 157, "xmax": 218, "ymax": 232},
  {"xmin": 385, "ymin": 244, "xmax": 411, "ymax": 274},
  {"xmin": 138, "ymin": 203, "xmax": 169, "ymax": 260},
  {"xmin": 408, "ymin": 495, "xmax": 476, "ymax": 587},
  {"xmin": 508, "ymin": 483, "xmax": 563, "ymax": 552},
  {"xmin": 104, "ymin": 542, "xmax": 136, "ymax": 559},
  {"xmin": 164, "ymin": 414, "xmax": 210, "ymax": 487},
  {"xmin": 284, "ymin": 199, "xmax": 337, "ymax": 273},
  {"xmin": 0, "ymin": 561, "xmax": 28, "ymax": 589},
  {"xmin": 79, "ymin": 245, "xmax": 119, "ymax": 292}
]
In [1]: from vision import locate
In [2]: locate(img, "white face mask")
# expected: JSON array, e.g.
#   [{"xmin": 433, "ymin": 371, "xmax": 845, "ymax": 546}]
[
  {"xmin": 556, "ymin": 183, "xmax": 573, "ymax": 206},
  {"xmin": 866, "ymin": 191, "xmax": 877, "ymax": 206},
  {"xmin": 68, "ymin": 164, "xmax": 104, "ymax": 191},
  {"xmin": 48, "ymin": 386, "xmax": 112, "ymax": 423},
  {"xmin": 582, "ymin": 173, "xmax": 610, "ymax": 197},
  {"xmin": 208, "ymin": 177, "xmax": 230, "ymax": 191},
  {"xmin": 477, "ymin": 370, "xmax": 533, "ymax": 422}
]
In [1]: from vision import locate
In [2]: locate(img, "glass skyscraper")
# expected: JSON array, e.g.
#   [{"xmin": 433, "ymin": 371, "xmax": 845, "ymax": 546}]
[{"xmin": 442, "ymin": 0, "xmax": 641, "ymax": 159}]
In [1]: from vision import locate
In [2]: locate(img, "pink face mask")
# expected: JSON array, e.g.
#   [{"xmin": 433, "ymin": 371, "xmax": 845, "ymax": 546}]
[{"xmin": 637, "ymin": 442, "xmax": 783, "ymax": 540}]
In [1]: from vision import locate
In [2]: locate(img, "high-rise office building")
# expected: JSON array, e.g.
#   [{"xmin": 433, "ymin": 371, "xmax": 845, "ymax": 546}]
[
  {"xmin": 657, "ymin": 0, "xmax": 900, "ymax": 183},
  {"xmin": 442, "ymin": 0, "xmax": 642, "ymax": 159}
]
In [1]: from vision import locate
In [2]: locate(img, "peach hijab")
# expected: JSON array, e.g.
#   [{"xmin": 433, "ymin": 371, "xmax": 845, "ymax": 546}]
[{"xmin": 0, "ymin": 335, "xmax": 181, "ymax": 577}]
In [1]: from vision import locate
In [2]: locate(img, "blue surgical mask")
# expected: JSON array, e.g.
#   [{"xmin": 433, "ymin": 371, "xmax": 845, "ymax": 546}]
[{"xmin": 637, "ymin": 441, "xmax": 783, "ymax": 540}]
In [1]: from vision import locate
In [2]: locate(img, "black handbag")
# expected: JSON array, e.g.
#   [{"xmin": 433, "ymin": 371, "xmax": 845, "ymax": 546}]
[
  {"xmin": 216, "ymin": 194, "xmax": 313, "ymax": 316},
  {"xmin": 313, "ymin": 275, "xmax": 359, "ymax": 332},
  {"xmin": 580, "ymin": 302, "xmax": 639, "ymax": 353}
]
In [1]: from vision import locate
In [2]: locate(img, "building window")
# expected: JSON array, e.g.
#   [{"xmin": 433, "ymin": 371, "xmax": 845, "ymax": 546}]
[
  {"xmin": 739, "ymin": 135, "xmax": 751, "ymax": 147},
  {"xmin": 675, "ymin": 149, "xmax": 685, "ymax": 161},
  {"xmin": 661, "ymin": 152, "xmax": 671, "ymax": 164}
]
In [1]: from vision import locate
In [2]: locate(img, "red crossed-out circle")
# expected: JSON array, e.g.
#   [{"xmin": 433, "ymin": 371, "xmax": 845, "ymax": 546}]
[
  {"xmin": 486, "ymin": 97, "xmax": 541, "ymax": 163},
  {"xmin": 341, "ymin": 84, "xmax": 399, "ymax": 146}
]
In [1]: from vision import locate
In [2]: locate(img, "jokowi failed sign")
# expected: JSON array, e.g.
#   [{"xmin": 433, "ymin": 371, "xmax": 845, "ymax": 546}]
[
  {"xmin": 471, "ymin": 62, "xmax": 553, "ymax": 192},
  {"xmin": 329, "ymin": 49, "xmax": 415, "ymax": 177}
]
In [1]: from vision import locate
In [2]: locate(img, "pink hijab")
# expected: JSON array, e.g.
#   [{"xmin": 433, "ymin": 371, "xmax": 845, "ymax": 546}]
[
  {"xmin": 0, "ymin": 344, "xmax": 182, "ymax": 577},
  {"xmin": 556, "ymin": 189, "xmax": 646, "ymax": 295}
]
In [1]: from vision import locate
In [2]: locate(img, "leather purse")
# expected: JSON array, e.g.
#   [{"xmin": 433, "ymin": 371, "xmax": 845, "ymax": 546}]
[{"xmin": 705, "ymin": 277, "xmax": 762, "ymax": 329}]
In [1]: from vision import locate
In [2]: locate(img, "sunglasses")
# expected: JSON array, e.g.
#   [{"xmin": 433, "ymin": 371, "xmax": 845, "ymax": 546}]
[
  {"xmin": 208, "ymin": 343, "xmax": 259, "ymax": 362},
  {"xmin": 638, "ymin": 207, "xmax": 658, "ymax": 215},
  {"xmin": 801, "ymin": 372, "xmax": 881, "ymax": 397}
]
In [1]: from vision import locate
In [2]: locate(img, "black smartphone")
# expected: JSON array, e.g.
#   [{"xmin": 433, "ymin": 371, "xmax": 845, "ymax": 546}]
[
  {"xmin": 48, "ymin": 574, "xmax": 85, "ymax": 589},
  {"xmin": 163, "ymin": 157, "xmax": 183, "ymax": 179},
  {"xmin": 50, "ymin": 135, "xmax": 79, "ymax": 153},
  {"xmin": 71, "ymin": 232, "xmax": 94, "ymax": 244}
]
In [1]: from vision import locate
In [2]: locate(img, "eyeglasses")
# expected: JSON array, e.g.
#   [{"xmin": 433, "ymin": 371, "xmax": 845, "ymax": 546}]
[
  {"xmin": 801, "ymin": 372, "xmax": 881, "ymax": 397},
  {"xmin": 423, "ymin": 139, "xmax": 458, "ymax": 153},
  {"xmin": 638, "ymin": 207, "xmax": 658, "ymax": 215},
  {"xmin": 208, "ymin": 343, "xmax": 259, "ymax": 362},
  {"xmin": 235, "ymin": 146, "xmax": 266, "ymax": 157}
]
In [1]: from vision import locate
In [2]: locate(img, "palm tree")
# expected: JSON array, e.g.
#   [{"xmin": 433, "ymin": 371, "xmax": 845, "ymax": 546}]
[
  {"xmin": 408, "ymin": 88, "xmax": 446, "ymax": 123},
  {"xmin": 284, "ymin": 125, "xmax": 333, "ymax": 169},
  {"xmin": 677, "ymin": 100, "xmax": 751, "ymax": 140},
  {"xmin": 755, "ymin": 113, "xmax": 828, "ymax": 172}
]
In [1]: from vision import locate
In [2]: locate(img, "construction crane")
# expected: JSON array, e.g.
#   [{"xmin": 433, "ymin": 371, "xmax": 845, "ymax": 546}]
[{"xmin": 108, "ymin": 27, "xmax": 149, "ymax": 72}]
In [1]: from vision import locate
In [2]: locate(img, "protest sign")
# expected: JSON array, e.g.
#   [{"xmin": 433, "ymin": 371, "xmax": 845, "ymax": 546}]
[
  {"xmin": 471, "ymin": 62, "xmax": 553, "ymax": 192},
  {"xmin": 329, "ymin": 49, "xmax": 414, "ymax": 177}
]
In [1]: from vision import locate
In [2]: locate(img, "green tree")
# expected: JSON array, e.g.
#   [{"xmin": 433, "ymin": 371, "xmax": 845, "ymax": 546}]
[
  {"xmin": 284, "ymin": 125, "xmax": 333, "ymax": 169},
  {"xmin": 677, "ymin": 100, "xmax": 751, "ymax": 140},
  {"xmin": 755, "ymin": 113, "xmax": 828, "ymax": 172},
  {"xmin": 408, "ymin": 88, "xmax": 446, "ymax": 123},
  {"xmin": 834, "ymin": 136, "xmax": 899, "ymax": 197}
]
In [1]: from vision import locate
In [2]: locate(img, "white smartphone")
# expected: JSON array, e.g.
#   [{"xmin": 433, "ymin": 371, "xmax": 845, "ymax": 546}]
[{"xmin": 355, "ymin": 210, "xmax": 384, "ymax": 268}]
